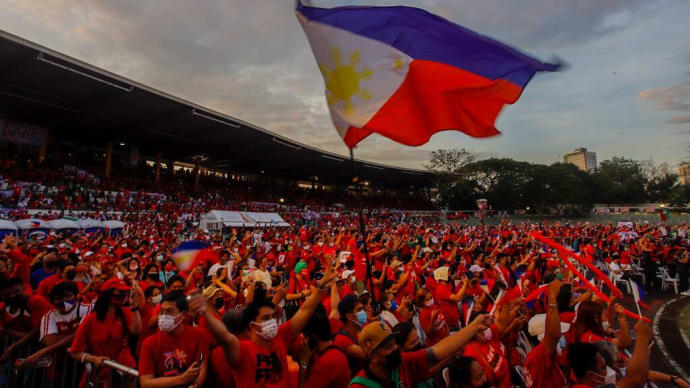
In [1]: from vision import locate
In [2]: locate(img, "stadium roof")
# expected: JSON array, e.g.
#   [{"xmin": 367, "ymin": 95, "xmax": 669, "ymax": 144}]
[{"xmin": 0, "ymin": 30, "xmax": 433, "ymax": 189}]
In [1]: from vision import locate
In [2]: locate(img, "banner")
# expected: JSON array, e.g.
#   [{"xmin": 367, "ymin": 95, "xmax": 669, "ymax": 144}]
[{"xmin": 0, "ymin": 118, "xmax": 48, "ymax": 146}]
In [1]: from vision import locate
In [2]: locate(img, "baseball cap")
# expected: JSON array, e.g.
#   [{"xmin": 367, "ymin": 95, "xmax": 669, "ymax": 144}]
[
  {"xmin": 469, "ymin": 265, "xmax": 485, "ymax": 273},
  {"xmin": 202, "ymin": 285, "xmax": 222, "ymax": 299},
  {"xmin": 341, "ymin": 269, "xmax": 355, "ymax": 280},
  {"xmin": 527, "ymin": 313, "xmax": 570, "ymax": 341},
  {"xmin": 100, "ymin": 278, "xmax": 130, "ymax": 292},
  {"xmin": 359, "ymin": 321, "xmax": 396, "ymax": 351}
]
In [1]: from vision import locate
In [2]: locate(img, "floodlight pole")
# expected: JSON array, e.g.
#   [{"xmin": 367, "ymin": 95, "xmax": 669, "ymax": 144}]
[{"xmin": 350, "ymin": 148, "xmax": 376, "ymax": 310}]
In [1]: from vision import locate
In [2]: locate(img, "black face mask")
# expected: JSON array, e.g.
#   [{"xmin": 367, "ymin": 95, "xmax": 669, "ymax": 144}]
[
  {"xmin": 383, "ymin": 349, "xmax": 402, "ymax": 370},
  {"xmin": 148, "ymin": 273, "xmax": 159, "ymax": 280},
  {"xmin": 65, "ymin": 270, "xmax": 77, "ymax": 280},
  {"xmin": 214, "ymin": 298, "xmax": 225, "ymax": 309},
  {"xmin": 46, "ymin": 261, "xmax": 57, "ymax": 269}
]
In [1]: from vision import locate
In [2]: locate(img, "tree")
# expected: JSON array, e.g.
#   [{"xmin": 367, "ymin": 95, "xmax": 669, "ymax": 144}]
[
  {"xmin": 668, "ymin": 184, "xmax": 690, "ymax": 207},
  {"xmin": 426, "ymin": 148, "xmax": 476, "ymax": 209},
  {"xmin": 425, "ymin": 148, "xmax": 475, "ymax": 174},
  {"xmin": 594, "ymin": 157, "xmax": 647, "ymax": 204},
  {"xmin": 641, "ymin": 159, "xmax": 678, "ymax": 202}
]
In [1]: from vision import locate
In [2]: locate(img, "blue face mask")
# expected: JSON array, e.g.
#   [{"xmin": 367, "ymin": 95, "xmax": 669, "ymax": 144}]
[
  {"xmin": 355, "ymin": 310, "xmax": 367, "ymax": 327},
  {"xmin": 390, "ymin": 300, "xmax": 398, "ymax": 312}
]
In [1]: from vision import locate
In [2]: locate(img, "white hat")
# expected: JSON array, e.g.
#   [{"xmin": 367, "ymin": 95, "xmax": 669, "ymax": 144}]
[
  {"xmin": 469, "ymin": 265, "xmax": 485, "ymax": 273},
  {"xmin": 341, "ymin": 269, "xmax": 355, "ymax": 279},
  {"xmin": 527, "ymin": 313, "xmax": 570, "ymax": 341},
  {"xmin": 84, "ymin": 251, "xmax": 94, "ymax": 257}
]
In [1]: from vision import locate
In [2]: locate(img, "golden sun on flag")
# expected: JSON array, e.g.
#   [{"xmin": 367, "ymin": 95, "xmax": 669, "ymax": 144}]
[{"xmin": 318, "ymin": 47, "xmax": 373, "ymax": 115}]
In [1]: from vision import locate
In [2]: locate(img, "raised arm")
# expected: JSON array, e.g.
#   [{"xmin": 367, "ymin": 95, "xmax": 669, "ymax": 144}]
[
  {"xmin": 431, "ymin": 314, "xmax": 491, "ymax": 360},
  {"xmin": 188, "ymin": 293, "xmax": 241, "ymax": 367}
]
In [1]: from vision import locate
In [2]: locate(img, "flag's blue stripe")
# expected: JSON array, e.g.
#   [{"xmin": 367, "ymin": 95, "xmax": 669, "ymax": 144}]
[
  {"xmin": 171, "ymin": 240, "xmax": 207, "ymax": 253},
  {"xmin": 297, "ymin": 3, "xmax": 560, "ymax": 88}
]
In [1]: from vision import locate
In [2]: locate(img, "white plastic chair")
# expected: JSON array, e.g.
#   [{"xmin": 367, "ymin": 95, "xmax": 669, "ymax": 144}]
[{"xmin": 660, "ymin": 268, "xmax": 679, "ymax": 294}]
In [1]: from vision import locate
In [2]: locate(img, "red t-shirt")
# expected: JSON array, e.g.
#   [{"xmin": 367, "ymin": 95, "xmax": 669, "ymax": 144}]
[
  {"xmin": 210, "ymin": 345, "xmax": 236, "ymax": 387},
  {"xmin": 139, "ymin": 326, "xmax": 210, "ymax": 378},
  {"xmin": 0, "ymin": 295, "xmax": 52, "ymax": 333},
  {"xmin": 434, "ymin": 283, "xmax": 459, "ymax": 329},
  {"xmin": 231, "ymin": 321, "xmax": 294, "ymax": 388},
  {"xmin": 464, "ymin": 339, "xmax": 511, "ymax": 388},
  {"xmin": 70, "ymin": 308, "xmax": 136, "ymax": 367},
  {"xmin": 523, "ymin": 342, "xmax": 568, "ymax": 388},
  {"xmin": 419, "ymin": 306, "xmax": 449, "ymax": 346},
  {"xmin": 303, "ymin": 346, "xmax": 350, "ymax": 388},
  {"xmin": 349, "ymin": 349, "xmax": 429, "ymax": 388}
]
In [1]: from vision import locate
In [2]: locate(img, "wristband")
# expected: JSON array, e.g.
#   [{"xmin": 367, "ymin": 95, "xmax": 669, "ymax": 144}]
[
  {"xmin": 300, "ymin": 361, "xmax": 309, "ymax": 369},
  {"xmin": 548, "ymin": 304, "xmax": 558, "ymax": 308},
  {"xmin": 81, "ymin": 353, "xmax": 89, "ymax": 363}
]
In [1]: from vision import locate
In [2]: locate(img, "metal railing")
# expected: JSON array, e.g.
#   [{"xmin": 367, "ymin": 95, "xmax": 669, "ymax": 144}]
[{"xmin": 0, "ymin": 334, "xmax": 138, "ymax": 388}]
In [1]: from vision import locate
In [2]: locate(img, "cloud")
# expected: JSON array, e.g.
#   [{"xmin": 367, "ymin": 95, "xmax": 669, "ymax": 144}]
[
  {"xmin": 666, "ymin": 115, "xmax": 690, "ymax": 124},
  {"xmin": 639, "ymin": 84, "xmax": 690, "ymax": 126},
  {"xmin": 0, "ymin": 0, "xmax": 688, "ymax": 169}
]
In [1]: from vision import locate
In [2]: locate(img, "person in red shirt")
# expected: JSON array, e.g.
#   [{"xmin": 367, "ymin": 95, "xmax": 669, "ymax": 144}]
[
  {"xmin": 448, "ymin": 356, "xmax": 489, "ymax": 388},
  {"xmin": 463, "ymin": 324, "xmax": 511, "ymax": 388},
  {"xmin": 568, "ymin": 320, "xmax": 653, "ymax": 388},
  {"xmin": 333, "ymin": 294, "xmax": 368, "ymax": 377},
  {"xmin": 416, "ymin": 288, "xmax": 449, "ymax": 346},
  {"xmin": 433, "ymin": 268, "xmax": 468, "ymax": 330},
  {"xmin": 350, "ymin": 314, "xmax": 491, "ymax": 388},
  {"xmin": 0, "ymin": 277, "xmax": 52, "ymax": 362},
  {"xmin": 139, "ymin": 291, "xmax": 209, "ymax": 388},
  {"xmin": 70, "ymin": 278, "xmax": 142, "ymax": 388},
  {"xmin": 189, "ymin": 260, "xmax": 337, "ymax": 388},
  {"xmin": 297, "ymin": 304, "xmax": 350, "ymax": 388},
  {"xmin": 36, "ymin": 259, "xmax": 83, "ymax": 298},
  {"xmin": 523, "ymin": 280, "xmax": 568, "ymax": 388}
]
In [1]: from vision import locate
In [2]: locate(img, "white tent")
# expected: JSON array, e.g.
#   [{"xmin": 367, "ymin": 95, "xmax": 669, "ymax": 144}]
[
  {"xmin": 200, "ymin": 210, "xmax": 289, "ymax": 231},
  {"xmin": 15, "ymin": 218, "xmax": 50, "ymax": 230},
  {"xmin": 79, "ymin": 218, "xmax": 104, "ymax": 232},
  {"xmin": 48, "ymin": 219, "xmax": 81, "ymax": 231},
  {"xmin": 103, "ymin": 220, "xmax": 126, "ymax": 229}
]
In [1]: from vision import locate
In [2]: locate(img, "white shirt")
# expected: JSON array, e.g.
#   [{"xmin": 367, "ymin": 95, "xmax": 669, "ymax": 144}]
[{"xmin": 39, "ymin": 303, "xmax": 92, "ymax": 341}]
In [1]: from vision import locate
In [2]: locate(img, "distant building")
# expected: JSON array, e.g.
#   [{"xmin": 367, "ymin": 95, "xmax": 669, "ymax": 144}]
[
  {"xmin": 680, "ymin": 162, "xmax": 690, "ymax": 185},
  {"xmin": 563, "ymin": 147, "xmax": 597, "ymax": 172}
]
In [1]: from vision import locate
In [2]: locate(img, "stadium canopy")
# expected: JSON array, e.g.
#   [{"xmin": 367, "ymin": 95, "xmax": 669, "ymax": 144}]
[{"xmin": 0, "ymin": 30, "xmax": 432, "ymax": 189}]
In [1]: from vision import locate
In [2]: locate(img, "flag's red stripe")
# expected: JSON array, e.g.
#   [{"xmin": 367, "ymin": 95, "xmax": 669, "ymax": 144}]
[{"xmin": 344, "ymin": 59, "xmax": 523, "ymax": 148}]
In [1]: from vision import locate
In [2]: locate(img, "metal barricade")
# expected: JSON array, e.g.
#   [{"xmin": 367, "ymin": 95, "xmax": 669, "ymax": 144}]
[{"xmin": 0, "ymin": 334, "xmax": 138, "ymax": 388}]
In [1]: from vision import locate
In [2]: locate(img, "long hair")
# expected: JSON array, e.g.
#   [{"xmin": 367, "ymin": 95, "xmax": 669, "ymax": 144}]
[
  {"xmin": 93, "ymin": 288, "xmax": 126, "ymax": 327},
  {"xmin": 448, "ymin": 356, "xmax": 477, "ymax": 388},
  {"xmin": 573, "ymin": 300, "xmax": 606, "ymax": 340}
]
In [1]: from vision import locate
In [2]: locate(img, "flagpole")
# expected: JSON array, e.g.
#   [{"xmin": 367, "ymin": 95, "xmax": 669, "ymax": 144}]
[{"xmin": 350, "ymin": 147, "xmax": 377, "ymax": 310}]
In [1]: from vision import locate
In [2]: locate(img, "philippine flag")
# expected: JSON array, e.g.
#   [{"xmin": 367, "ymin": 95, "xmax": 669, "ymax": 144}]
[
  {"xmin": 297, "ymin": 1, "xmax": 561, "ymax": 148},
  {"xmin": 171, "ymin": 241, "xmax": 219, "ymax": 271}
]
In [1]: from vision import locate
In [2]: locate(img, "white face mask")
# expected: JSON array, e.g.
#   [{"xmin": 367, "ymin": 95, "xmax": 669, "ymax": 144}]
[
  {"xmin": 158, "ymin": 313, "xmax": 182, "ymax": 332},
  {"xmin": 254, "ymin": 319, "xmax": 278, "ymax": 340},
  {"xmin": 425, "ymin": 298, "xmax": 435, "ymax": 307},
  {"xmin": 151, "ymin": 294, "xmax": 162, "ymax": 305}
]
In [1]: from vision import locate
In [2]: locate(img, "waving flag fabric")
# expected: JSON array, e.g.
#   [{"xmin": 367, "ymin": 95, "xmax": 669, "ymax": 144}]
[
  {"xmin": 296, "ymin": 1, "xmax": 561, "ymax": 148},
  {"xmin": 171, "ymin": 241, "xmax": 219, "ymax": 271}
]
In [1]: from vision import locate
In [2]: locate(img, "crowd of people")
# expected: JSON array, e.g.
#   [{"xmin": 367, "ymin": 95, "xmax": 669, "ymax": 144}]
[
  {"xmin": 0, "ymin": 152, "xmax": 433, "ymax": 215},
  {"xmin": 1, "ymin": 204, "xmax": 689, "ymax": 387}
]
